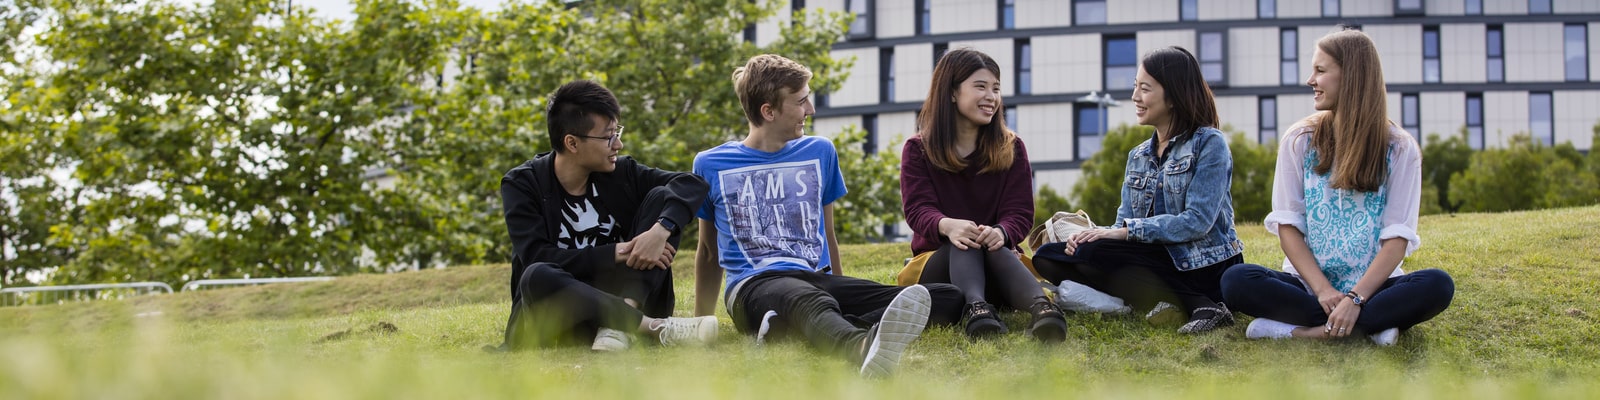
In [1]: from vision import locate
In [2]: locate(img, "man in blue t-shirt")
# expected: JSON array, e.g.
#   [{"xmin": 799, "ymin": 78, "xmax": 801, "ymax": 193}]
[{"xmin": 692, "ymin": 55, "xmax": 962, "ymax": 377}]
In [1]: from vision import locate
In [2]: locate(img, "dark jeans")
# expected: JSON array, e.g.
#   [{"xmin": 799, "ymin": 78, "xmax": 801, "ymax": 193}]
[
  {"xmin": 920, "ymin": 244, "xmax": 1046, "ymax": 309},
  {"xmin": 727, "ymin": 270, "xmax": 962, "ymax": 359},
  {"xmin": 501, "ymin": 191, "xmax": 680, "ymax": 350},
  {"xmin": 1032, "ymin": 240, "xmax": 1239, "ymax": 314},
  {"xmin": 1220, "ymin": 264, "xmax": 1454, "ymax": 333}
]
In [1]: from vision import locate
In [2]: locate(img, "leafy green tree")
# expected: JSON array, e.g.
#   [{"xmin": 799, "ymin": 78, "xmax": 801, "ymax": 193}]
[
  {"xmin": 1071, "ymin": 125, "xmax": 1150, "ymax": 225},
  {"xmin": 829, "ymin": 127, "xmax": 901, "ymax": 243},
  {"xmin": 1452, "ymin": 134, "xmax": 1599, "ymax": 212},
  {"xmin": 1227, "ymin": 131, "xmax": 1276, "ymax": 224},
  {"xmin": 1422, "ymin": 128, "xmax": 1473, "ymax": 214},
  {"xmin": 1033, "ymin": 184, "xmax": 1075, "ymax": 227}
]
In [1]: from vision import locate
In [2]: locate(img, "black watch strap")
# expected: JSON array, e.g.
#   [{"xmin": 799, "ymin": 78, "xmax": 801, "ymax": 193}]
[{"xmin": 657, "ymin": 217, "xmax": 679, "ymax": 234}]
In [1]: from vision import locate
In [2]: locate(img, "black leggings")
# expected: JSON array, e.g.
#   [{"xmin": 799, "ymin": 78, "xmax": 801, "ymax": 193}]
[
  {"xmin": 918, "ymin": 244, "xmax": 1046, "ymax": 309},
  {"xmin": 1032, "ymin": 240, "xmax": 1238, "ymax": 314}
]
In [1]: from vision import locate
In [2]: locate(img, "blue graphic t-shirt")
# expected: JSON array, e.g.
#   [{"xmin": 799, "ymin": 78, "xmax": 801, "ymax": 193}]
[{"xmin": 693, "ymin": 136, "xmax": 848, "ymax": 295}]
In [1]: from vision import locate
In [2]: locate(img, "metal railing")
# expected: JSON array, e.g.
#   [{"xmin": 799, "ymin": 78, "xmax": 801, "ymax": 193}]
[
  {"xmin": 180, "ymin": 277, "xmax": 335, "ymax": 292},
  {"xmin": 0, "ymin": 282, "xmax": 175, "ymax": 307}
]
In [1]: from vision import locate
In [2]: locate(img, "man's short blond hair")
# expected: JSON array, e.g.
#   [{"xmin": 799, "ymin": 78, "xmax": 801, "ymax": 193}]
[{"xmin": 732, "ymin": 54, "xmax": 812, "ymax": 127}]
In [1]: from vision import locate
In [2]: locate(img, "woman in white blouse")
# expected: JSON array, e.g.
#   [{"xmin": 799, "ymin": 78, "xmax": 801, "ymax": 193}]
[{"xmin": 1219, "ymin": 29, "xmax": 1454, "ymax": 345}]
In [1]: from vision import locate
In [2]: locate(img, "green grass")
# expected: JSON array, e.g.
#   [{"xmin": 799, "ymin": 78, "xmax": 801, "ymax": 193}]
[{"xmin": 3, "ymin": 206, "xmax": 1599, "ymax": 399}]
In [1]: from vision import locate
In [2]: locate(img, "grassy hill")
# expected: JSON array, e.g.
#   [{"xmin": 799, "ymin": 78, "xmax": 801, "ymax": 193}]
[{"xmin": 2, "ymin": 206, "xmax": 1598, "ymax": 399}]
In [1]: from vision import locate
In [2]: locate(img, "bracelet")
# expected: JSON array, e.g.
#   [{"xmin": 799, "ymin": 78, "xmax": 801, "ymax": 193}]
[{"xmin": 1343, "ymin": 291, "xmax": 1366, "ymax": 307}]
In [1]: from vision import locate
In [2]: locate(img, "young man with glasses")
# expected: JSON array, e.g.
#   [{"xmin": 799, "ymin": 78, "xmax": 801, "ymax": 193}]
[{"xmin": 497, "ymin": 80, "xmax": 717, "ymax": 351}]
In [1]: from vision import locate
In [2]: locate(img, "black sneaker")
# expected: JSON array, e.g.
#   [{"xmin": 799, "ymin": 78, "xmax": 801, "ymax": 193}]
[
  {"xmin": 1026, "ymin": 299, "xmax": 1068, "ymax": 343},
  {"xmin": 961, "ymin": 301, "xmax": 1007, "ymax": 339},
  {"xmin": 1177, "ymin": 303, "xmax": 1236, "ymax": 334}
]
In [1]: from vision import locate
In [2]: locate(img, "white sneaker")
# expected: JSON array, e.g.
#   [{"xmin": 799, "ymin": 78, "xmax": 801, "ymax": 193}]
[
  {"xmin": 653, "ymin": 316, "xmax": 718, "ymax": 346},
  {"xmin": 1369, "ymin": 327, "xmax": 1399, "ymax": 346},
  {"xmin": 591, "ymin": 327, "xmax": 630, "ymax": 351},
  {"xmin": 859, "ymin": 285, "xmax": 932, "ymax": 378},
  {"xmin": 1244, "ymin": 318, "xmax": 1297, "ymax": 340}
]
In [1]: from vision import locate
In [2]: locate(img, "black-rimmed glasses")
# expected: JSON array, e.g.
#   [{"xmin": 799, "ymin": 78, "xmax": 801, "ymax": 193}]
[{"xmin": 574, "ymin": 125, "xmax": 624, "ymax": 146}]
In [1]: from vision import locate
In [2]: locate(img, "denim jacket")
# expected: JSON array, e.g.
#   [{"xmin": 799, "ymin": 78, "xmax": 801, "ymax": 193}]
[{"xmin": 1111, "ymin": 126, "xmax": 1244, "ymax": 271}]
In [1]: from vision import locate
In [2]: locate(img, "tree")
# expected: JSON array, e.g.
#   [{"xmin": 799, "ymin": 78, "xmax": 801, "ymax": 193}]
[
  {"xmin": 1422, "ymin": 128, "xmax": 1473, "ymax": 213},
  {"xmin": 1451, "ymin": 134, "xmax": 1599, "ymax": 212},
  {"xmin": 1033, "ymin": 184, "xmax": 1075, "ymax": 228},
  {"xmin": 1070, "ymin": 125, "xmax": 1150, "ymax": 225},
  {"xmin": 1226, "ymin": 130, "xmax": 1276, "ymax": 224},
  {"xmin": 829, "ymin": 126, "xmax": 902, "ymax": 243}
]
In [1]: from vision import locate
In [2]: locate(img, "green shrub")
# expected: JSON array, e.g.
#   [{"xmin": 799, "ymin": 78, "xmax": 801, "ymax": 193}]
[
  {"xmin": 1227, "ymin": 132, "xmax": 1277, "ymax": 224},
  {"xmin": 1422, "ymin": 128, "xmax": 1474, "ymax": 214},
  {"xmin": 1071, "ymin": 125, "xmax": 1151, "ymax": 225},
  {"xmin": 1033, "ymin": 184, "xmax": 1075, "ymax": 227},
  {"xmin": 1451, "ymin": 135, "xmax": 1600, "ymax": 212}
]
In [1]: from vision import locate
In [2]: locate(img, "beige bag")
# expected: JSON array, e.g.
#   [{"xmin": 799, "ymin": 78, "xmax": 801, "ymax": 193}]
[{"xmin": 1025, "ymin": 210, "xmax": 1098, "ymax": 253}]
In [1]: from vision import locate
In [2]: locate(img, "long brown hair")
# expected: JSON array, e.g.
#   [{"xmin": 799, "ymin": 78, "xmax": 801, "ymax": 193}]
[
  {"xmin": 1306, "ymin": 29, "xmax": 1394, "ymax": 192},
  {"xmin": 915, "ymin": 48, "xmax": 1015, "ymax": 174},
  {"xmin": 1140, "ymin": 46, "xmax": 1219, "ymax": 141}
]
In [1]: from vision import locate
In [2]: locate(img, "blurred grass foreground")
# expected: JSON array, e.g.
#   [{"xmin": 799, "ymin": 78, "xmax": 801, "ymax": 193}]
[{"xmin": 2, "ymin": 206, "xmax": 1599, "ymax": 399}]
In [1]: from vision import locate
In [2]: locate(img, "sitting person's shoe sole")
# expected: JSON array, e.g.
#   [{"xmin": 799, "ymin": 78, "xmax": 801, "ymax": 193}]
[{"xmin": 860, "ymin": 285, "xmax": 932, "ymax": 378}]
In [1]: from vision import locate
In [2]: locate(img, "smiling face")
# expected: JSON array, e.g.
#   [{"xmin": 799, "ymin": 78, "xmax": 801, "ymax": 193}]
[
  {"xmin": 1131, "ymin": 66, "xmax": 1171, "ymax": 130},
  {"xmin": 768, "ymin": 85, "xmax": 815, "ymax": 140},
  {"xmin": 953, "ymin": 68, "xmax": 1001, "ymax": 130},
  {"xmin": 571, "ymin": 113, "xmax": 622, "ymax": 173},
  {"xmin": 1308, "ymin": 47, "xmax": 1343, "ymax": 111}
]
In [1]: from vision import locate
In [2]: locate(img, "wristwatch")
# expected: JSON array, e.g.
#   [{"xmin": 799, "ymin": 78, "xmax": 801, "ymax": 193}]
[
  {"xmin": 1344, "ymin": 291, "xmax": 1366, "ymax": 307},
  {"xmin": 657, "ymin": 217, "xmax": 680, "ymax": 235}
]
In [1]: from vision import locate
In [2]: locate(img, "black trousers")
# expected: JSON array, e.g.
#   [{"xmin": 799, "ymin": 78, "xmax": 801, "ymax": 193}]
[
  {"xmin": 501, "ymin": 190, "xmax": 680, "ymax": 350},
  {"xmin": 1032, "ymin": 240, "xmax": 1239, "ymax": 314},
  {"xmin": 1221, "ymin": 264, "xmax": 1454, "ymax": 333},
  {"xmin": 727, "ymin": 270, "xmax": 962, "ymax": 359}
]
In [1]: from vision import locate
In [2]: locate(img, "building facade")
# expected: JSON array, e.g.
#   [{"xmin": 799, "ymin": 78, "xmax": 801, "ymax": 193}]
[{"xmin": 751, "ymin": 0, "xmax": 1600, "ymax": 195}]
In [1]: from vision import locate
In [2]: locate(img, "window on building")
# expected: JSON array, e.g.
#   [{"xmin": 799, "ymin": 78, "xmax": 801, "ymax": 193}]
[
  {"xmin": 863, "ymin": 114, "xmax": 879, "ymax": 155},
  {"xmin": 1530, "ymin": 92, "xmax": 1553, "ymax": 146},
  {"xmin": 790, "ymin": 0, "xmax": 806, "ymax": 26},
  {"xmin": 934, "ymin": 42, "xmax": 948, "ymax": 64},
  {"xmin": 1281, "ymin": 28, "xmax": 1299, "ymax": 86},
  {"xmin": 1105, "ymin": 36, "xmax": 1137, "ymax": 91},
  {"xmin": 1005, "ymin": 105, "xmax": 1018, "ymax": 130},
  {"xmin": 816, "ymin": 92, "xmax": 829, "ymax": 109},
  {"xmin": 743, "ymin": 24, "xmax": 756, "ymax": 43},
  {"xmin": 1259, "ymin": 96, "xmax": 1278, "ymax": 144},
  {"xmin": 1464, "ymin": 0, "xmax": 1481, "ymax": 15},
  {"xmin": 880, "ymin": 47, "xmax": 895, "ymax": 103},
  {"xmin": 1199, "ymin": 31, "xmax": 1226, "ymax": 86},
  {"xmin": 1000, "ymin": 0, "xmax": 1015, "ymax": 30},
  {"xmin": 1259, "ymin": 0, "xmax": 1275, "ymax": 18},
  {"xmin": 1322, "ymin": 0, "xmax": 1338, "ymax": 17},
  {"xmin": 1076, "ymin": 105, "xmax": 1107, "ymax": 159},
  {"xmin": 1017, "ymin": 39, "xmax": 1033, "ymax": 95},
  {"xmin": 846, "ymin": 0, "xmax": 874, "ymax": 40},
  {"xmin": 1487, "ymin": 25, "xmax": 1504, "ymax": 82},
  {"xmin": 1075, "ymin": 0, "xmax": 1106, "ymax": 25},
  {"xmin": 1529, "ymin": 0, "xmax": 1551, "ymax": 14},
  {"xmin": 1181, "ymin": 0, "xmax": 1198, "ymax": 21},
  {"xmin": 1466, "ymin": 93, "xmax": 1484, "ymax": 149},
  {"xmin": 1402, "ymin": 93, "xmax": 1421, "ymax": 143},
  {"xmin": 916, "ymin": 0, "xmax": 930, "ymax": 35},
  {"xmin": 1566, "ymin": 24, "xmax": 1589, "ymax": 82},
  {"xmin": 1395, "ymin": 0, "xmax": 1423, "ymax": 15},
  {"xmin": 1423, "ymin": 26, "xmax": 1441, "ymax": 83}
]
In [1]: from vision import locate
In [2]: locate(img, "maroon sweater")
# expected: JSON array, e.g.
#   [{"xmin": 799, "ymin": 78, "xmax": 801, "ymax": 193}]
[{"xmin": 900, "ymin": 136, "xmax": 1035, "ymax": 255}]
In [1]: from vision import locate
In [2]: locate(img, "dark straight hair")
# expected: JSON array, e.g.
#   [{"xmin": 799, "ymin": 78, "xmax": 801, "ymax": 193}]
[
  {"xmin": 1140, "ymin": 46, "xmax": 1219, "ymax": 142},
  {"xmin": 546, "ymin": 80, "xmax": 620, "ymax": 153},
  {"xmin": 915, "ymin": 48, "xmax": 1015, "ymax": 174}
]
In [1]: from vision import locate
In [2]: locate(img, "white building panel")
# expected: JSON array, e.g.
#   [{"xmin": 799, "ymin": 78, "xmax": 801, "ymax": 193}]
[
  {"xmin": 1441, "ymin": 24, "xmax": 1486, "ymax": 83},
  {"xmin": 1278, "ymin": 94, "xmax": 1316, "ymax": 131},
  {"xmin": 878, "ymin": 111, "xmax": 918, "ymax": 153},
  {"xmin": 1137, "ymin": 30, "xmax": 1196, "ymax": 61},
  {"xmin": 1199, "ymin": 0, "xmax": 1256, "ymax": 21},
  {"xmin": 1299, "ymin": 25, "xmax": 1338, "ymax": 61},
  {"xmin": 1106, "ymin": 99, "xmax": 1139, "ymax": 131},
  {"xmin": 1229, "ymin": 27, "xmax": 1281, "ymax": 87},
  {"xmin": 1018, "ymin": 103, "xmax": 1075, "ymax": 163},
  {"xmin": 950, "ymin": 38, "xmax": 1018, "ymax": 96},
  {"xmin": 1109, "ymin": 0, "xmax": 1178, "ymax": 24},
  {"xmin": 831, "ymin": 48, "xmax": 880, "ymax": 107},
  {"xmin": 1424, "ymin": 0, "xmax": 1464, "ymax": 15},
  {"xmin": 813, "ymin": 0, "xmax": 844, "ymax": 12},
  {"xmin": 1553, "ymin": 91, "xmax": 1600, "ymax": 150},
  {"xmin": 1484, "ymin": 0, "xmax": 1527, "ymax": 15},
  {"xmin": 1215, "ymin": 95, "xmax": 1260, "ymax": 138},
  {"xmin": 1366, "ymin": 24, "xmax": 1422, "ymax": 84},
  {"xmin": 812, "ymin": 116, "xmax": 860, "ymax": 138},
  {"xmin": 1035, "ymin": 169, "xmax": 1084, "ymax": 198},
  {"xmin": 1277, "ymin": 0, "xmax": 1322, "ymax": 18},
  {"xmin": 1034, "ymin": 34, "xmax": 1102, "ymax": 94},
  {"xmin": 895, "ymin": 43, "xmax": 934, "ymax": 103},
  {"xmin": 931, "ymin": 0, "xmax": 998, "ymax": 34},
  {"xmin": 1342, "ymin": 0, "xmax": 1392, "ymax": 17},
  {"xmin": 1016, "ymin": 0, "xmax": 1071, "ymax": 29},
  {"xmin": 877, "ymin": 0, "xmax": 914, "ymax": 39},
  {"xmin": 1419, "ymin": 92, "xmax": 1466, "ymax": 144},
  {"xmin": 1555, "ymin": 0, "xmax": 1600, "ymax": 13},
  {"xmin": 1483, "ymin": 91, "xmax": 1529, "ymax": 147},
  {"xmin": 1504, "ymin": 23, "xmax": 1565, "ymax": 83}
]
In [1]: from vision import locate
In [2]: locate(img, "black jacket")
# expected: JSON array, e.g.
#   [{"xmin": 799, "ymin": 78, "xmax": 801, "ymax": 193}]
[{"xmin": 500, "ymin": 151, "xmax": 708, "ymax": 301}]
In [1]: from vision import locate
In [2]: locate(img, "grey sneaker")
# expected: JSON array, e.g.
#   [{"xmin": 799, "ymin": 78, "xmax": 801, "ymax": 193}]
[
  {"xmin": 1369, "ymin": 327, "xmax": 1399, "ymax": 346},
  {"xmin": 653, "ymin": 316, "xmax": 718, "ymax": 346},
  {"xmin": 859, "ymin": 284, "xmax": 932, "ymax": 378},
  {"xmin": 1244, "ymin": 318, "xmax": 1297, "ymax": 340},
  {"xmin": 591, "ymin": 327, "xmax": 630, "ymax": 351}
]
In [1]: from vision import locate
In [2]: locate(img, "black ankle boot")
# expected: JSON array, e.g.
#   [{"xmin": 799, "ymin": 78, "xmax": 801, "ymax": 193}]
[
  {"xmin": 962, "ymin": 301, "xmax": 1006, "ymax": 339},
  {"xmin": 1027, "ymin": 298, "xmax": 1068, "ymax": 343}
]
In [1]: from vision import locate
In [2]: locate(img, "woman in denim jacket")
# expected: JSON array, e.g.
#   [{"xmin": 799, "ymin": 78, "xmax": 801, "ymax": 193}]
[{"xmin": 1033, "ymin": 46, "xmax": 1244, "ymax": 334}]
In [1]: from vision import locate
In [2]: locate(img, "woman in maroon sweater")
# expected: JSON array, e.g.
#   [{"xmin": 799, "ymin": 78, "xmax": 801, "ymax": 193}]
[{"xmin": 901, "ymin": 48, "xmax": 1067, "ymax": 342}]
